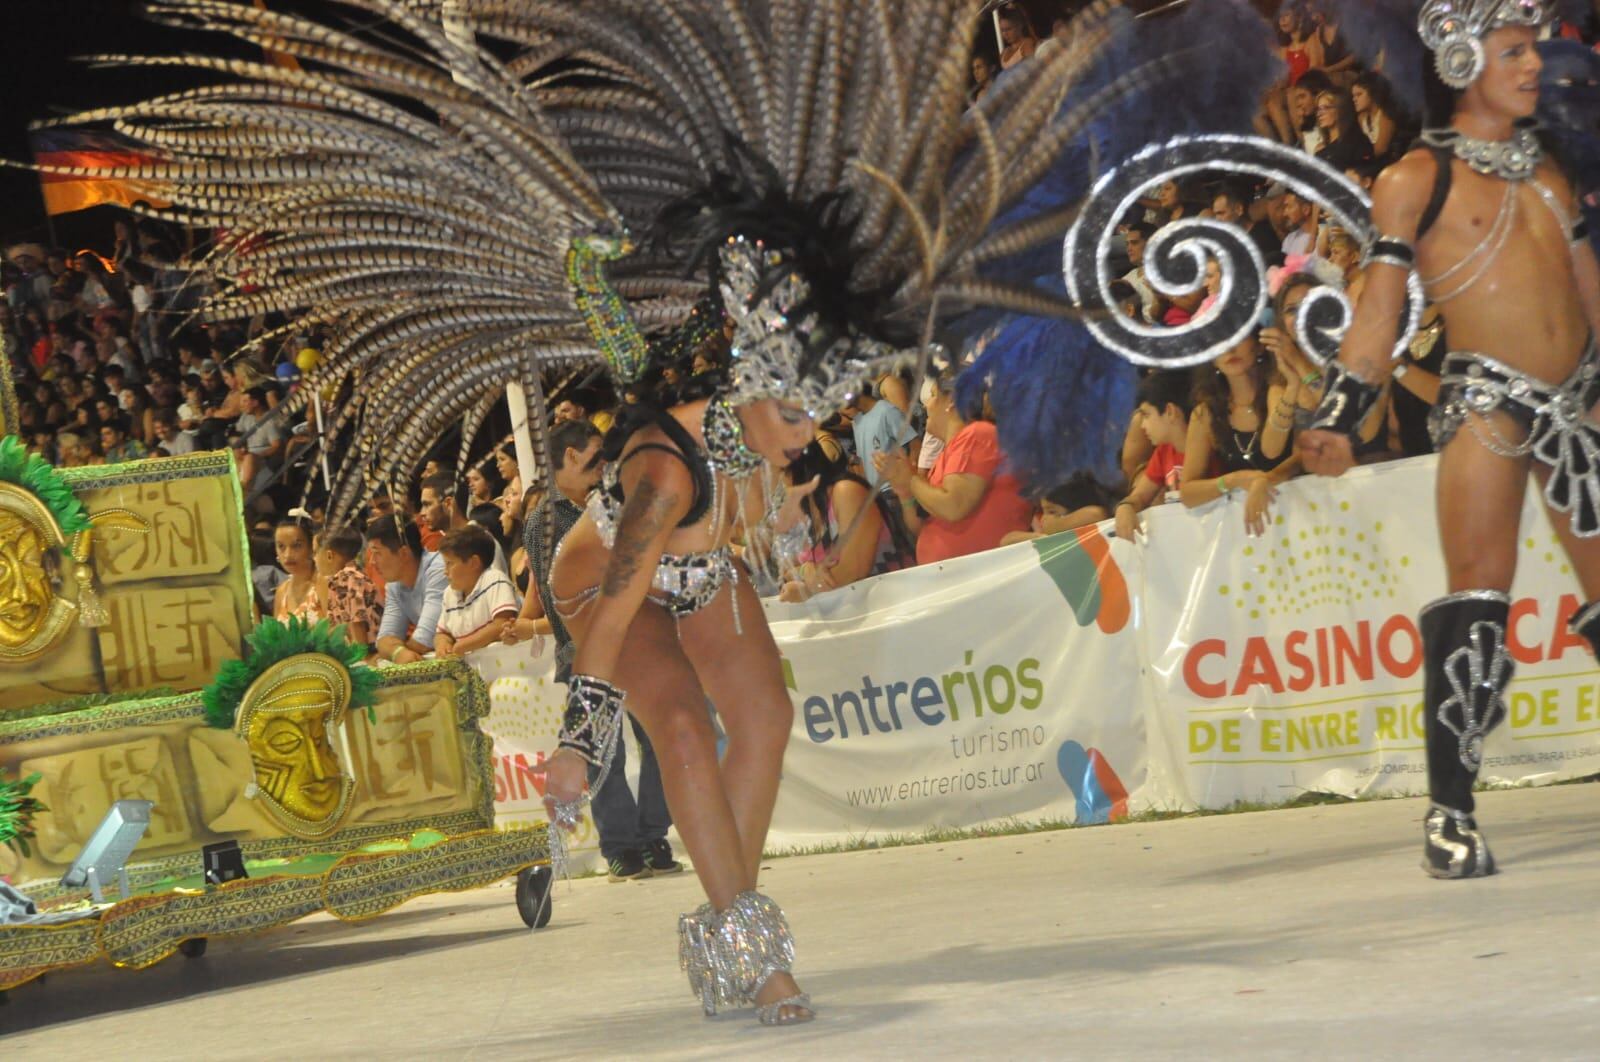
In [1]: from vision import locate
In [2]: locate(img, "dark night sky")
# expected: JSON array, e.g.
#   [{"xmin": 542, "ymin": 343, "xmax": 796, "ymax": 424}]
[
  {"xmin": 0, "ymin": 0, "xmax": 174, "ymax": 249},
  {"xmin": 0, "ymin": 0, "xmax": 1284, "ymax": 251}
]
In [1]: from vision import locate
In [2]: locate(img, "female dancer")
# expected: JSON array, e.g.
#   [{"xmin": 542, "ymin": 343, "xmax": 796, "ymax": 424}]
[
  {"xmin": 543, "ymin": 338, "xmax": 820, "ymax": 1023},
  {"xmin": 73, "ymin": 0, "xmax": 1268, "ymax": 1028}
]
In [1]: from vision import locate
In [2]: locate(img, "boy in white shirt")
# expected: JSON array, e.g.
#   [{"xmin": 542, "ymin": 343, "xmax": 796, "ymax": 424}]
[{"xmin": 434, "ymin": 524, "xmax": 520, "ymax": 660}]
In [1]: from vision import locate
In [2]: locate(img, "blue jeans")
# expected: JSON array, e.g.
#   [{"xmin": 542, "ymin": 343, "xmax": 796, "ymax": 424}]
[{"xmin": 588, "ymin": 715, "xmax": 671, "ymax": 861}]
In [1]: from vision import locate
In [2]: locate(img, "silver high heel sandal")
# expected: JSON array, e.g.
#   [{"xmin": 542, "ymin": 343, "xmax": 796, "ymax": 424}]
[{"xmin": 679, "ymin": 890, "xmax": 814, "ymax": 1024}]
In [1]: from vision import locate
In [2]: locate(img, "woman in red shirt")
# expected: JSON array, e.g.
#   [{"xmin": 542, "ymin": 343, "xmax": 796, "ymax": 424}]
[{"xmin": 875, "ymin": 370, "xmax": 1032, "ymax": 565}]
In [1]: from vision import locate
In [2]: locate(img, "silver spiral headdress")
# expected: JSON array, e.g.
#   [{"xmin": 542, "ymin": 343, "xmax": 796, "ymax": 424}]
[
  {"xmin": 1419, "ymin": 0, "xmax": 1552, "ymax": 89},
  {"xmin": 1065, "ymin": 135, "xmax": 1425, "ymax": 370}
]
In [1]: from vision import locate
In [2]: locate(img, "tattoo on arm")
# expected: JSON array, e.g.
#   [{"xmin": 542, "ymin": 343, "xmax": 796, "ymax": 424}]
[{"xmin": 601, "ymin": 479, "xmax": 679, "ymax": 597}]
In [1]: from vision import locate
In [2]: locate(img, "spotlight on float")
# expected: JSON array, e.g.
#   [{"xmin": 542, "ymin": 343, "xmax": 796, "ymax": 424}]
[
  {"xmin": 58, "ymin": 799, "xmax": 153, "ymax": 903},
  {"xmin": 202, "ymin": 840, "xmax": 248, "ymax": 886}
]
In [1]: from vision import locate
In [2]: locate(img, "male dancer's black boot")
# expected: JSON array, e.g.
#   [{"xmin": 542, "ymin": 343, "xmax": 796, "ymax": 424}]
[
  {"xmin": 1568, "ymin": 599, "xmax": 1600, "ymax": 659},
  {"xmin": 1418, "ymin": 591, "xmax": 1512, "ymax": 879}
]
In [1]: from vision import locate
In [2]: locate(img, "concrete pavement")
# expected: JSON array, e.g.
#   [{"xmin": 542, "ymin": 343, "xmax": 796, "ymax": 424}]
[{"xmin": 4, "ymin": 784, "xmax": 1598, "ymax": 1059}]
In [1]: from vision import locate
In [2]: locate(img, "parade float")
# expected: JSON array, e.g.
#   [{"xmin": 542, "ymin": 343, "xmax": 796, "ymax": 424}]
[{"xmin": 0, "ymin": 411, "xmax": 551, "ymax": 1000}]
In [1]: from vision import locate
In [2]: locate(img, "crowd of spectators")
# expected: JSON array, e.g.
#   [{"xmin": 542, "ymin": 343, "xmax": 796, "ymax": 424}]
[{"xmin": 7, "ymin": 1, "xmax": 1599, "ymax": 654}]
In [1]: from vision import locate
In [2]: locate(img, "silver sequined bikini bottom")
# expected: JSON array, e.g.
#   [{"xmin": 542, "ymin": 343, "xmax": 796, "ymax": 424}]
[
  {"xmin": 1431, "ymin": 339, "xmax": 1600, "ymax": 536},
  {"xmin": 553, "ymin": 546, "xmax": 739, "ymax": 622}
]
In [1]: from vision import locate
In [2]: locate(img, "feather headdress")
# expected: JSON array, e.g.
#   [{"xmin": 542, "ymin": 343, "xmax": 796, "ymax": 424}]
[
  {"xmin": 954, "ymin": 0, "xmax": 1283, "ymax": 488},
  {"xmin": 38, "ymin": 0, "xmax": 1208, "ymax": 517}
]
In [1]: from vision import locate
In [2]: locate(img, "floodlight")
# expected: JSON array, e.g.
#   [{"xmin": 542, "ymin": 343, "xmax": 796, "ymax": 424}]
[{"xmin": 59, "ymin": 799, "xmax": 153, "ymax": 903}]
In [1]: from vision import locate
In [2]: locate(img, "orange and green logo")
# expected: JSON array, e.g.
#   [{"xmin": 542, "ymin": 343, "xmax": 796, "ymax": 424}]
[{"xmin": 1032, "ymin": 525, "xmax": 1130, "ymax": 635}]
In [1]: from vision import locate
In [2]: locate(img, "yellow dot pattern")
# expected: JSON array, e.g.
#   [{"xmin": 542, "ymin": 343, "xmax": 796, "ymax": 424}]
[{"xmin": 1232, "ymin": 517, "xmax": 1406, "ymax": 615}]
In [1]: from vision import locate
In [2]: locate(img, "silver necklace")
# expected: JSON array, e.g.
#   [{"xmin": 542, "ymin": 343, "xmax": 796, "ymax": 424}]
[
  {"xmin": 701, "ymin": 395, "xmax": 763, "ymax": 478},
  {"xmin": 1420, "ymin": 125, "xmax": 1542, "ymax": 182},
  {"xmin": 1227, "ymin": 400, "xmax": 1259, "ymax": 459}
]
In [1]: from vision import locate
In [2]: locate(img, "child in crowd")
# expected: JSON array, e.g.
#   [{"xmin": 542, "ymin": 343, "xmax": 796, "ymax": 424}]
[
  {"xmin": 313, "ymin": 524, "xmax": 384, "ymax": 648},
  {"xmin": 434, "ymin": 524, "xmax": 520, "ymax": 660},
  {"xmin": 1000, "ymin": 473, "xmax": 1120, "ymax": 547},
  {"xmin": 1115, "ymin": 371, "xmax": 1199, "ymax": 542}
]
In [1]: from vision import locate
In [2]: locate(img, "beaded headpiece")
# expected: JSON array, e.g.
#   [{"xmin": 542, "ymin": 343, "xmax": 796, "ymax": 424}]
[
  {"xmin": 717, "ymin": 237, "xmax": 912, "ymax": 420},
  {"xmin": 1419, "ymin": 0, "xmax": 1552, "ymax": 89}
]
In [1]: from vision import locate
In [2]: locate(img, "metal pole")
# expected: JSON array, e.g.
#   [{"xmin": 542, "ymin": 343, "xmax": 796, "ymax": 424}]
[
  {"xmin": 312, "ymin": 389, "xmax": 332, "ymax": 491},
  {"xmin": 504, "ymin": 381, "xmax": 538, "ymax": 492}
]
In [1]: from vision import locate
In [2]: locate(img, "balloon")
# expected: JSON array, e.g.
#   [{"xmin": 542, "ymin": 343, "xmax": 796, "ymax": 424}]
[{"xmin": 295, "ymin": 347, "xmax": 321, "ymax": 372}]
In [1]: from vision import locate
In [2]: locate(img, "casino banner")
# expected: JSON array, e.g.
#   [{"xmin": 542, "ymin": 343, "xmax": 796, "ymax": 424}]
[{"xmin": 1135, "ymin": 455, "xmax": 1600, "ymax": 809}]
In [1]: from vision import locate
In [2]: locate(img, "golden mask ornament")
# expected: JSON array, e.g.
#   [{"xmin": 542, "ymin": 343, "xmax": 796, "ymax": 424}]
[
  {"xmin": 0, "ymin": 482, "xmax": 77, "ymax": 661},
  {"xmin": 235, "ymin": 653, "xmax": 357, "ymax": 839},
  {"xmin": 0, "ymin": 481, "xmax": 149, "ymax": 664}
]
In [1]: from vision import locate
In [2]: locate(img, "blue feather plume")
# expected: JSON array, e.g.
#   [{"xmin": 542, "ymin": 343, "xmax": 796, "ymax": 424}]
[
  {"xmin": 1326, "ymin": 1, "xmax": 1429, "ymax": 121},
  {"xmin": 955, "ymin": 293, "xmax": 1137, "ymax": 490},
  {"xmin": 952, "ymin": 0, "xmax": 1276, "ymax": 491},
  {"xmin": 977, "ymin": 0, "xmax": 1281, "ymax": 291},
  {"xmin": 1538, "ymin": 38, "xmax": 1600, "ymax": 258}
]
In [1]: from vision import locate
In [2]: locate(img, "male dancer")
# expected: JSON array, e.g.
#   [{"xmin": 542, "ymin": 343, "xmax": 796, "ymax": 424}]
[{"xmin": 1302, "ymin": 1, "xmax": 1600, "ymax": 877}]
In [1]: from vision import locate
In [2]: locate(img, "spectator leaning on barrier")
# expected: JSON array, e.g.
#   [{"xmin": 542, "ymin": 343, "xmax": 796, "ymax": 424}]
[
  {"xmin": 433, "ymin": 524, "xmax": 520, "ymax": 661},
  {"xmin": 367, "ymin": 515, "xmax": 447, "ymax": 665},
  {"xmin": 1000, "ymin": 473, "xmax": 1119, "ymax": 548},
  {"xmin": 780, "ymin": 440, "xmax": 911, "ymax": 602},
  {"xmin": 1180, "ymin": 334, "xmax": 1299, "ymax": 537},
  {"xmin": 874, "ymin": 368, "xmax": 1031, "ymax": 566},
  {"xmin": 1115, "ymin": 371, "xmax": 1198, "ymax": 542}
]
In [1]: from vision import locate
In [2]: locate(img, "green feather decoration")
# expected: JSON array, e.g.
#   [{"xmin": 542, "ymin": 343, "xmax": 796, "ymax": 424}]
[
  {"xmin": 0, "ymin": 767, "xmax": 47, "ymax": 860},
  {"xmin": 201, "ymin": 616, "xmax": 380, "ymax": 730},
  {"xmin": 0, "ymin": 434, "xmax": 91, "ymax": 539}
]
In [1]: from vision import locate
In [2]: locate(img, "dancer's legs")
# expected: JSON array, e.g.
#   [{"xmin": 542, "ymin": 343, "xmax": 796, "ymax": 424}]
[
  {"xmin": 564, "ymin": 593, "xmax": 808, "ymax": 1019},
  {"xmin": 679, "ymin": 574, "xmax": 793, "ymax": 882},
  {"xmin": 1435, "ymin": 420, "xmax": 1527, "ymax": 595},
  {"xmin": 679, "ymin": 576, "xmax": 808, "ymax": 1018},
  {"xmin": 1422, "ymin": 418, "xmax": 1528, "ymax": 876},
  {"xmin": 567, "ymin": 600, "xmax": 749, "ymax": 909}
]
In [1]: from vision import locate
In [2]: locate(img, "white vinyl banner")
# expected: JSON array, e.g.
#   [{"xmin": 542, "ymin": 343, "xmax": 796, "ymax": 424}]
[
  {"xmin": 1136, "ymin": 455, "xmax": 1600, "ymax": 808},
  {"xmin": 763, "ymin": 527, "xmax": 1151, "ymax": 848},
  {"xmin": 476, "ymin": 455, "xmax": 1600, "ymax": 855},
  {"xmin": 475, "ymin": 640, "xmax": 608, "ymax": 876}
]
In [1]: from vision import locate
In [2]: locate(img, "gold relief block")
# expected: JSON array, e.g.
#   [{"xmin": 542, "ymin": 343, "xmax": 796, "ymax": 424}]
[
  {"xmin": 0, "ymin": 608, "xmax": 104, "ymax": 708},
  {"xmin": 0, "ymin": 454, "xmax": 253, "ymax": 712},
  {"xmin": 21, "ymin": 735, "xmax": 194, "ymax": 865},
  {"xmin": 0, "ymin": 667, "xmax": 488, "ymax": 888},
  {"xmin": 86, "ymin": 476, "xmax": 236, "ymax": 585},
  {"xmin": 97, "ymin": 586, "xmax": 244, "ymax": 693},
  {"xmin": 346, "ymin": 678, "xmax": 470, "ymax": 823}
]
